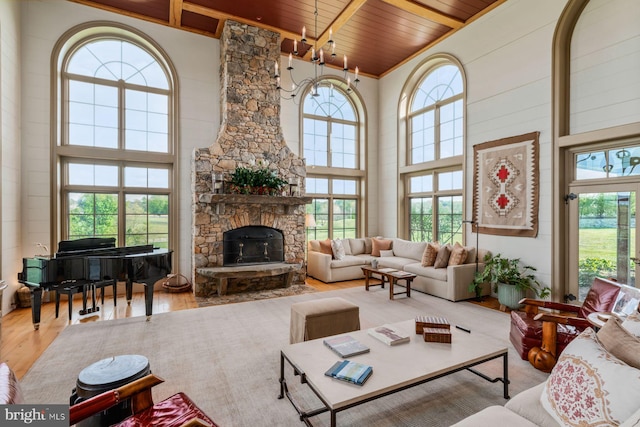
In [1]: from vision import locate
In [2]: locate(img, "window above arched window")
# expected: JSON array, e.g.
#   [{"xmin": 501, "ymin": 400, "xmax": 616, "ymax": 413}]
[{"xmin": 409, "ymin": 64, "xmax": 463, "ymax": 164}]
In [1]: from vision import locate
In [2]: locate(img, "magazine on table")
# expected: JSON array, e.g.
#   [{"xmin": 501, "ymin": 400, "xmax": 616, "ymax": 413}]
[
  {"xmin": 323, "ymin": 335, "xmax": 370, "ymax": 358},
  {"xmin": 377, "ymin": 268, "xmax": 397, "ymax": 273},
  {"xmin": 368, "ymin": 324, "xmax": 410, "ymax": 346},
  {"xmin": 324, "ymin": 360, "xmax": 373, "ymax": 386}
]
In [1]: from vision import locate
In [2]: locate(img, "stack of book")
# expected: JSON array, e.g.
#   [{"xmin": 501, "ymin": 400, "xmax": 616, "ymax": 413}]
[
  {"xmin": 323, "ymin": 335, "xmax": 370, "ymax": 358},
  {"xmin": 367, "ymin": 324, "xmax": 410, "ymax": 346},
  {"xmin": 324, "ymin": 360, "xmax": 373, "ymax": 386}
]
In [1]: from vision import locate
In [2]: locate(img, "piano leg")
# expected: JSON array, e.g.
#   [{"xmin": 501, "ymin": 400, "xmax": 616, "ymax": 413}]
[
  {"xmin": 30, "ymin": 288, "xmax": 43, "ymax": 331},
  {"xmin": 126, "ymin": 280, "xmax": 133, "ymax": 306},
  {"xmin": 144, "ymin": 282, "xmax": 154, "ymax": 318}
]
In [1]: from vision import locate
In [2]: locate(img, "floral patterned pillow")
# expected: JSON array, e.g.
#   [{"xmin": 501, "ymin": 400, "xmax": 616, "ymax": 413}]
[{"xmin": 540, "ymin": 328, "xmax": 640, "ymax": 426}]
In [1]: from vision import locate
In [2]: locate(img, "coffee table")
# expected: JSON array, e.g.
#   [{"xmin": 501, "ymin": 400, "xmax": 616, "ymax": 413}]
[
  {"xmin": 361, "ymin": 266, "xmax": 416, "ymax": 299},
  {"xmin": 278, "ymin": 319, "xmax": 509, "ymax": 426}
]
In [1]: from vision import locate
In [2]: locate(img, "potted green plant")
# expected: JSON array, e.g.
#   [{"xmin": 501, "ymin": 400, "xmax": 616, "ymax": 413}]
[
  {"xmin": 470, "ymin": 253, "xmax": 550, "ymax": 309},
  {"xmin": 228, "ymin": 165, "xmax": 287, "ymax": 195}
]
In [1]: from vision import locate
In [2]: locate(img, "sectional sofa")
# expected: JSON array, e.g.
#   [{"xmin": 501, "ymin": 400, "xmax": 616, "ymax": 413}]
[{"xmin": 307, "ymin": 237, "xmax": 490, "ymax": 302}]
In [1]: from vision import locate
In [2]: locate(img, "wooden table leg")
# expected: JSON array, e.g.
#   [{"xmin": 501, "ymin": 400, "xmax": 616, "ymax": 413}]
[
  {"xmin": 406, "ymin": 278, "xmax": 412, "ymax": 297},
  {"xmin": 389, "ymin": 277, "xmax": 395, "ymax": 300},
  {"xmin": 364, "ymin": 270, "xmax": 371, "ymax": 291}
]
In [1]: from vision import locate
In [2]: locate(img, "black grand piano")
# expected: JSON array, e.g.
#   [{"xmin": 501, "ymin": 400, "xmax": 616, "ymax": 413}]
[{"xmin": 18, "ymin": 238, "xmax": 172, "ymax": 330}]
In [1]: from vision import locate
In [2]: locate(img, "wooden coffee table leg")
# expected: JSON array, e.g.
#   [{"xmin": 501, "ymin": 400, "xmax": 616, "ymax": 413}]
[
  {"xmin": 389, "ymin": 277, "xmax": 395, "ymax": 300},
  {"xmin": 365, "ymin": 271, "xmax": 370, "ymax": 291},
  {"xmin": 406, "ymin": 278, "xmax": 411, "ymax": 297}
]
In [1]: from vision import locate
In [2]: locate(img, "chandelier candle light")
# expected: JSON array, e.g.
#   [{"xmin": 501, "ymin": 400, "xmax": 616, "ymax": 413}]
[{"xmin": 274, "ymin": 0, "xmax": 360, "ymax": 100}]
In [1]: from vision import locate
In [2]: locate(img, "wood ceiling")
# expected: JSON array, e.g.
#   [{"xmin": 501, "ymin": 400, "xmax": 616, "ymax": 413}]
[{"xmin": 69, "ymin": 0, "xmax": 506, "ymax": 78}]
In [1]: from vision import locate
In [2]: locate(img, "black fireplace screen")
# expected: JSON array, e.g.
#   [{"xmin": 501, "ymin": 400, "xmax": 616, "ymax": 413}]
[{"xmin": 223, "ymin": 226, "xmax": 284, "ymax": 266}]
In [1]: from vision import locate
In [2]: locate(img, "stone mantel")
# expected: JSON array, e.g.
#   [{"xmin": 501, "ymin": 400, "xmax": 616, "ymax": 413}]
[{"xmin": 199, "ymin": 194, "xmax": 312, "ymax": 214}]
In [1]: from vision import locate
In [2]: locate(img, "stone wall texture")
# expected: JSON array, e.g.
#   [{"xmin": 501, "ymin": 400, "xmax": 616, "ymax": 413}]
[{"xmin": 192, "ymin": 20, "xmax": 308, "ymax": 297}]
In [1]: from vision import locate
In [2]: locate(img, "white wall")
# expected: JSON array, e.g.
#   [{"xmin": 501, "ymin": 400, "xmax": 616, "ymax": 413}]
[
  {"xmin": 1, "ymin": 0, "xmax": 22, "ymax": 313},
  {"xmin": 378, "ymin": 0, "xmax": 569, "ymax": 289}
]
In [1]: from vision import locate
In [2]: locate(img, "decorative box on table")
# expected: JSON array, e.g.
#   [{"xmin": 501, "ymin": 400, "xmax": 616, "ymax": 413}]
[
  {"xmin": 423, "ymin": 327, "xmax": 452, "ymax": 343},
  {"xmin": 415, "ymin": 316, "xmax": 450, "ymax": 334}
]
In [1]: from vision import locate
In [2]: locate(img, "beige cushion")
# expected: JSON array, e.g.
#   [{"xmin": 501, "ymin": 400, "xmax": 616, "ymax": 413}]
[
  {"xmin": 391, "ymin": 238, "xmax": 426, "ymax": 261},
  {"xmin": 464, "ymin": 246, "xmax": 477, "ymax": 264},
  {"xmin": 379, "ymin": 249, "xmax": 394, "ymax": 257},
  {"xmin": 331, "ymin": 239, "xmax": 346, "ymax": 260},
  {"xmin": 342, "ymin": 239, "xmax": 352, "ymax": 255},
  {"xmin": 597, "ymin": 317, "xmax": 640, "ymax": 369},
  {"xmin": 622, "ymin": 312, "xmax": 640, "ymax": 336},
  {"xmin": 364, "ymin": 237, "xmax": 373, "ymax": 254},
  {"xmin": 318, "ymin": 239, "xmax": 333, "ymax": 257},
  {"xmin": 371, "ymin": 238, "xmax": 392, "ymax": 257},
  {"xmin": 421, "ymin": 242, "xmax": 440, "ymax": 267},
  {"xmin": 434, "ymin": 244, "xmax": 451, "ymax": 268},
  {"xmin": 448, "ymin": 242, "xmax": 468, "ymax": 266},
  {"xmin": 540, "ymin": 328, "xmax": 640, "ymax": 426},
  {"xmin": 452, "ymin": 405, "xmax": 540, "ymax": 427},
  {"xmin": 348, "ymin": 238, "xmax": 366, "ymax": 255},
  {"xmin": 309, "ymin": 240, "xmax": 320, "ymax": 252}
]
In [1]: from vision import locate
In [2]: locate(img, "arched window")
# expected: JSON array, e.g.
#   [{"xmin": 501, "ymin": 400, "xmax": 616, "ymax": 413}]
[
  {"xmin": 401, "ymin": 58, "xmax": 465, "ymax": 244},
  {"xmin": 302, "ymin": 80, "xmax": 365, "ymax": 240},
  {"xmin": 53, "ymin": 24, "xmax": 177, "ymax": 249}
]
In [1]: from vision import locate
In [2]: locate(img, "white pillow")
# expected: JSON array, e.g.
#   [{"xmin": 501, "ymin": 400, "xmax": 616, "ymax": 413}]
[
  {"xmin": 330, "ymin": 239, "xmax": 346, "ymax": 260},
  {"xmin": 379, "ymin": 249, "xmax": 394, "ymax": 257},
  {"xmin": 540, "ymin": 327, "xmax": 640, "ymax": 426}
]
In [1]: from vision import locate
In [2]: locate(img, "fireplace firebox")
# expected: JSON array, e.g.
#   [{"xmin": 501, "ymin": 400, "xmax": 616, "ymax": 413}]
[{"xmin": 223, "ymin": 226, "xmax": 284, "ymax": 266}]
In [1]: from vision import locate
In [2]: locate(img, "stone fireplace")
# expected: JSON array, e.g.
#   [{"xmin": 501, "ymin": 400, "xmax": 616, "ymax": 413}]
[{"xmin": 192, "ymin": 20, "xmax": 309, "ymax": 297}]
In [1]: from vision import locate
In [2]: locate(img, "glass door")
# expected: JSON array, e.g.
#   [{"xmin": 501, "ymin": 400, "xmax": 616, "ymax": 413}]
[{"xmin": 568, "ymin": 184, "xmax": 637, "ymax": 301}]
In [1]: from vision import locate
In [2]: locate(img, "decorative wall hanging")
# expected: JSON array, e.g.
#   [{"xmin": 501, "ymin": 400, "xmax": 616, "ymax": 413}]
[{"xmin": 472, "ymin": 131, "xmax": 539, "ymax": 237}]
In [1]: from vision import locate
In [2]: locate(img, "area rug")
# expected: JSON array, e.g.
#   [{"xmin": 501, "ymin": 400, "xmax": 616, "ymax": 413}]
[
  {"xmin": 20, "ymin": 287, "xmax": 548, "ymax": 426},
  {"xmin": 196, "ymin": 283, "xmax": 317, "ymax": 307}
]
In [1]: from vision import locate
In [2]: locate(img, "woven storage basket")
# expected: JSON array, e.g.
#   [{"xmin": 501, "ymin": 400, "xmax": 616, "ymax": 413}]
[{"xmin": 161, "ymin": 274, "xmax": 192, "ymax": 293}]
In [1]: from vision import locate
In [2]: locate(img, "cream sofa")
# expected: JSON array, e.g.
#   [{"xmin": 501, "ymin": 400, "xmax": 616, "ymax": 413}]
[
  {"xmin": 307, "ymin": 237, "xmax": 490, "ymax": 302},
  {"xmin": 452, "ymin": 313, "xmax": 640, "ymax": 427}
]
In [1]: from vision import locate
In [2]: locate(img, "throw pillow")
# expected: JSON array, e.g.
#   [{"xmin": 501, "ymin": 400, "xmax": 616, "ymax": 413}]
[
  {"xmin": 318, "ymin": 239, "xmax": 333, "ymax": 257},
  {"xmin": 308, "ymin": 240, "xmax": 320, "ymax": 252},
  {"xmin": 540, "ymin": 328, "xmax": 640, "ymax": 426},
  {"xmin": 622, "ymin": 312, "xmax": 640, "ymax": 337},
  {"xmin": 448, "ymin": 242, "xmax": 468, "ymax": 266},
  {"xmin": 348, "ymin": 238, "xmax": 366, "ymax": 255},
  {"xmin": 464, "ymin": 246, "xmax": 477, "ymax": 264},
  {"xmin": 371, "ymin": 238, "xmax": 392, "ymax": 257},
  {"xmin": 433, "ymin": 244, "xmax": 451, "ymax": 268},
  {"xmin": 364, "ymin": 237, "xmax": 373, "ymax": 254},
  {"xmin": 421, "ymin": 242, "xmax": 440, "ymax": 267},
  {"xmin": 379, "ymin": 249, "xmax": 394, "ymax": 257},
  {"xmin": 597, "ymin": 317, "xmax": 640, "ymax": 369},
  {"xmin": 330, "ymin": 239, "xmax": 346, "ymax": 261}
]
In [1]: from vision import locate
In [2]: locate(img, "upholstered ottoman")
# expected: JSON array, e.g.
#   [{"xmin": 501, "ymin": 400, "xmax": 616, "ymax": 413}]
[{"xmin": 290, "ymin": 297, "xmax": 360, "ymax": 344}]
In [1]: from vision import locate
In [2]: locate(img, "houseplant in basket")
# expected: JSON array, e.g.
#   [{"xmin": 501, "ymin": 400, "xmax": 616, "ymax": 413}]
[{"xmin": 471, "ymin": 253, "xmax": 550, "ymax": 309}]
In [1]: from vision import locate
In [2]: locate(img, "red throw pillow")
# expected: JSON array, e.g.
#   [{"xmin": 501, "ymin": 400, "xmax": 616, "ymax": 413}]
[{"xmin": 371, "ymin": 238, "xmax": 392, "ymax": 257}]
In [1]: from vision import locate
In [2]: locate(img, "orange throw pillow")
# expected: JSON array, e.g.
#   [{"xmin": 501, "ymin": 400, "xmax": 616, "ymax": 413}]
[
  {"xmin": 448, "ymin": 242, "xmax": 468, "ymax": 266},
  {"xmin": 421, "ymin": 242, "xmax": 440, "ymax": 267},
  {"xmin": 318, "ymin": 239, "xmax": 333, "ymax": 258},
  {"xmin": 371, "ymin": 238, "xmax": 392, "ymax": 257}
]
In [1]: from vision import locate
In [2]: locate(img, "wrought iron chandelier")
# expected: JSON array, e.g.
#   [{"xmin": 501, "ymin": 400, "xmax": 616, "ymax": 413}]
[{"xmin": 274, "ymin": 0, "xmax": 360, "ymax": 101}]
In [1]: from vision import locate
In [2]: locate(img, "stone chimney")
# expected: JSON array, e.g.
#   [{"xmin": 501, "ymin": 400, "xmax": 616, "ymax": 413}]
[{"xmin": 192, "ymin": 20, "xmax": 308, "ymax": 297}]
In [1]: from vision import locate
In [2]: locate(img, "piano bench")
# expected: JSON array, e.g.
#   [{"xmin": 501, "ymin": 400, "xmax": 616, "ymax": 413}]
[
  {"xmin": 55, "ymin": 282, "xmax": 88, "ymax": 321},
  {"xmin": 90, "ymin": 279, "xmax": 117, "ymax": 306}
]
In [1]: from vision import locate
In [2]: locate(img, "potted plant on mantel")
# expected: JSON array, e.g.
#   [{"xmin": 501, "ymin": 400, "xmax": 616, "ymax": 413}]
[
  {"xmin": 470, "ymin": 253, "xmax": 550, "ymax": 309},
  {"xmin": 227, "ymin": 165, "xmax": 288, "ymax": 196}
]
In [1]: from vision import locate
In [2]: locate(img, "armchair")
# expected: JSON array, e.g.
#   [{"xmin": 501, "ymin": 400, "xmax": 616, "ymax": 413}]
[
  {"xmin": 509, "ymin": 277, "xmax": 624, "ymax": 372},
  {"xmin": 69, "ymin": 373, "xmax": 217, "ymax": 427}
]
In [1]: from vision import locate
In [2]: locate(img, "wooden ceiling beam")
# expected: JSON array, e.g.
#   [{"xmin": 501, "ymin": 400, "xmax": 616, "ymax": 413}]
[
  {"xmin": 182, "ymin": 1, "xmax": 304, "ymax": 42},
  {"xmin": 302, "ymin": 0, "xmax": 368, "ymax": 60},
  {"xmin": 169, "ymin": 0, "xmax": 183, "ymax": 27},
  {"xmin": 379, "ymin": 0, "xmax": 464, "ymax": 29}
]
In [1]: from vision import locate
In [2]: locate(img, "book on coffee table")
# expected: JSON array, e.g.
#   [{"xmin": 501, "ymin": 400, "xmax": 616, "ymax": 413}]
[
  {"xmin": 324, "ymin": 360, "xmax": 373, "ymax": 386},
  {"xmin": 368, "ymin": 324, "xmax": 410, "ymax": 346},
  {"xmin": 323, "ymin": 335, "xmax": 370, "ymax": 358},
  {"xmin": 377, "ymin": 268, "xmax": 397, "ymax": 273}
]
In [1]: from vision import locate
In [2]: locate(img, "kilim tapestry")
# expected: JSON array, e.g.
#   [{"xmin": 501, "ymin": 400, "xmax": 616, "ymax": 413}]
[{"xmin": 472, "ymin": 131, "xmax": 539, "ymax": 237}]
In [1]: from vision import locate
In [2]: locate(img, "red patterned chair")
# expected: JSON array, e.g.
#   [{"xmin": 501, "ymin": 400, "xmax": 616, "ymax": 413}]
[
  {"xmin": 509, "ymin": 277, "xmax": 624, "ymax": 372},
  {"xmin": 69, "ymin": 374, "xmax": 218, "ymax": 427}
]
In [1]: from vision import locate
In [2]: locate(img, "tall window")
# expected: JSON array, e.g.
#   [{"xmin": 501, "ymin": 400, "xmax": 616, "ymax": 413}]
[
  {"xmin": 404, "ymin": 60, "xmax": 465, "ymax": 243},
  {"xmin": 56, "ymin": 30, "xmax": 176, "ymax": 248},
  {"xmin": 302, "ymin": 81, "xmax": 364, "ymax": 239}
]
